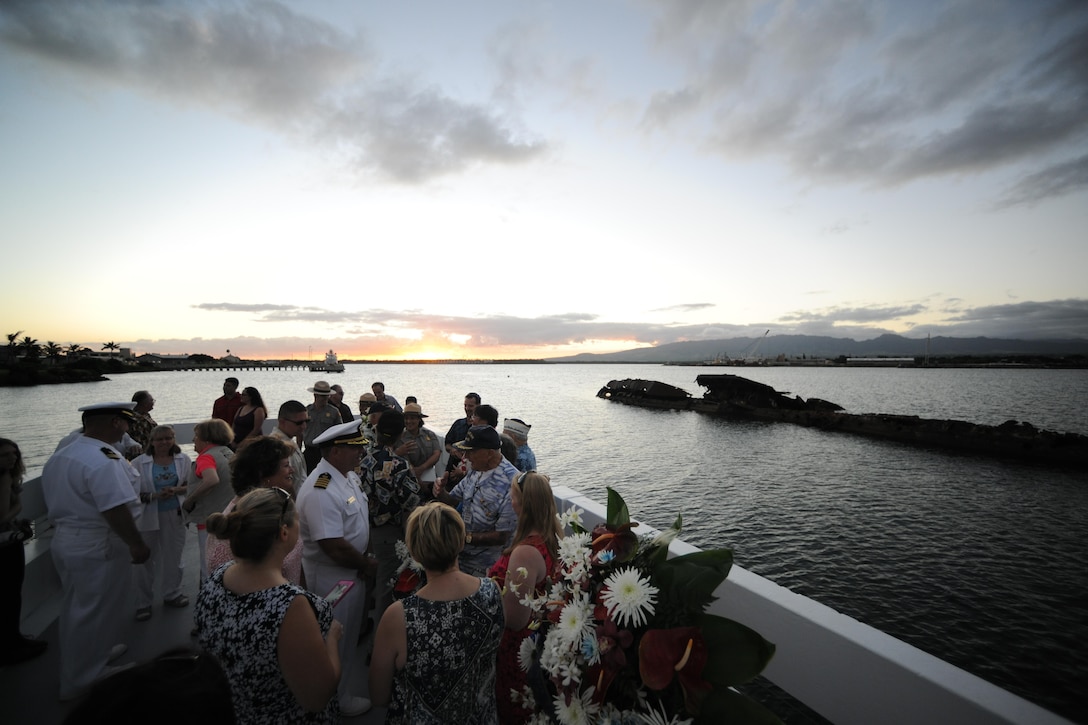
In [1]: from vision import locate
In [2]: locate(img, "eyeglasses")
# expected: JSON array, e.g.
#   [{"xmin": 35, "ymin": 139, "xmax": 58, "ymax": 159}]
[
  {"xmin": 289, "ymin": 418, "xmax": 310, "ymax": 426},
  {"xmin": 272, "ymin": 487, "xmax": 291, "ymax": 522}
]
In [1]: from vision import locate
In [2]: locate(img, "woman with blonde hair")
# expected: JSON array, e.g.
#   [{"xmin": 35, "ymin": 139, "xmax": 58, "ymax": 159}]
[
  {"xmin": 370, "ymin": 501, "xmax": 504, "ymax": 723},
  {"xmin": 131, "ymin": 425, "xmax": 192, "ymax": 621},
  {"xmin": 487, "ymin": 471, "xmax": 563, "ymax": 724},
  {"xmin": 195, "ymin": 487, "xmax": 342, "ymax": 723}
]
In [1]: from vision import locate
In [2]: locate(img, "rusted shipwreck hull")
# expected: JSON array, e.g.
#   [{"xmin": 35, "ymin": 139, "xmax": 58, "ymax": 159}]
[{"xmin": 597, "ymin": 374, "xmax": 1088, "ymax": 467}]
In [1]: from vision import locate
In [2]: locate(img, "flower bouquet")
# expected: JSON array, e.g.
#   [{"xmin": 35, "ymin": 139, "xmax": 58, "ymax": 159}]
[
  {"xmin": 391, "ymin": 539, "xmax": 425, "ymax": 599},
  {"xmin": 511, "ymin": 488, "xmax": 779, "ymax": 724}
]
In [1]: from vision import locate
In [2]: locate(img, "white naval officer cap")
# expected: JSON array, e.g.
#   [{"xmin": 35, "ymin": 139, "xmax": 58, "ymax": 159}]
[
  {"xmin": 78, "ymin": 401, "xmax": 138, "ymax": 421},
  {"xmin": 503, "ymin": 418, "xmax": 531, "ymax": 437},
  {"xmin": 313, "ymin": 420, "xmax": 371, "ymax": 447}
]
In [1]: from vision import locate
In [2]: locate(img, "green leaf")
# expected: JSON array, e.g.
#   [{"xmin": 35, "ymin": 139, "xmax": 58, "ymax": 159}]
[
  {"xmin": 698, "ymin": 614, "xmax": 776, "ymax": 686},
  {"xmin": 659, "ymin": 549, "xmax": 734, "ymax": 609},
  {"xmin": 606, "ymin": 487, "xmax": 630, "ymax": 527},
  {"xmin": 695, "ymin": 686, "xmax": 784, "ymax": 725}
]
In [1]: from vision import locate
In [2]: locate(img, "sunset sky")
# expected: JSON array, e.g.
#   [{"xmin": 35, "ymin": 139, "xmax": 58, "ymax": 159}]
[{"xmin": 2, "ymin": 0, "xmax": 1086, "ymax": 361}]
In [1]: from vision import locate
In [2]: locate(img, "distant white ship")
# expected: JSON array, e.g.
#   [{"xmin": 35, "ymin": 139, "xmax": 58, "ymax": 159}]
[{"xmin": 308, "ymin": 349, "xmax": 345, "ymax": 373}]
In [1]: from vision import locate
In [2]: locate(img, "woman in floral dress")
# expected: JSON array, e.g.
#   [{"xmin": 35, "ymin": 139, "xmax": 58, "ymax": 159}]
[
  {"xmin": 487, "ymin": 472, "xmax": 563, "ymax": 724},
  {"xmin": 195, "ymin": 487, "xmax": 343, "ymax": 724},
  {"xmin": 370, "ymin": 501, "xmax": 504, "ymax": 724}
]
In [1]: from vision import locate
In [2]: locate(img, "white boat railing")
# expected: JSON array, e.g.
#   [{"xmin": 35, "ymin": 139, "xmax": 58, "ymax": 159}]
[{"xmin": 18, "ymin": 424, "xmax": 1070, "ymax": 724}]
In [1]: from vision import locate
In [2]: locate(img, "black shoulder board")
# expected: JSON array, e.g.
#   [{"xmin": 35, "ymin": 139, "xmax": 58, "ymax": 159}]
[
  {"xmin": 314, "ymin": 472, "xmax": 332, "ymax": 490},
  {"xmin": 101, "ymin": 447, "xmax": 121, "ymax": 460}
]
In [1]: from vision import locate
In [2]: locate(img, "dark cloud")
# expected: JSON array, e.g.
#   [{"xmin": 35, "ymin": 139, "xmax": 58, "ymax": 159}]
[
  {"xmin": 186, "ymin": 298, "xmax": 1087, "ymax": 355},
  {"xmin": 0, "ymin": 0, "xmax": 545, "ymax": 183},
  {"xmin": 930, "ymin": 298, "xmax": 1088, "ymax": 339},
  {"xmin": 779, "ymin": 304, "xmax": 928, "ymax": 325},
  {"xmin": 994, "ymin": 153, "xmax": 1088, "ymax": 209},
  {"xmin": 647, "ymin": 0, "xmax": 1088, "ymax": 204},
  {"xmin": 650, "ymin": 303, "xmax": 716, "ymax": 313}
]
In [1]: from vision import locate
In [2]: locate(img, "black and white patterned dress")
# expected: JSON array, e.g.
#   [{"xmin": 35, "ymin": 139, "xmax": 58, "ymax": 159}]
[
  {"xmin": 195, "ymin": 563, "xmax": 339, "ymax": 725},
  {"xmin": 387, "ymin": 577, "xmax": 504, "ymax": 724}
]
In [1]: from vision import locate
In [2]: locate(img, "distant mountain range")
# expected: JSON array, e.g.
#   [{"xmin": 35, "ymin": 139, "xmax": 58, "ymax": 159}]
[{"xmin": 547, "ymin": 334, "xmax": 1088, "ymax": 363}]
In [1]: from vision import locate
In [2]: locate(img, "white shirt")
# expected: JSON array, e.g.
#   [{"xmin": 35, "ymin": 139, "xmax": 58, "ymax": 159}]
[
  {"xmin": 42, "ymin": 436, "xmax": 140, "ymax": 531},
  {"xmin": 296, "ymin": 457, "xmax": 370, "ymax": 570}
]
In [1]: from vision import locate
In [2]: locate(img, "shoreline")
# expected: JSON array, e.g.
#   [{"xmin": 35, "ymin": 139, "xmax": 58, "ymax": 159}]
[{"xmin": 3, "ymin": 354, "xmax": 1087, "ymax": 388}]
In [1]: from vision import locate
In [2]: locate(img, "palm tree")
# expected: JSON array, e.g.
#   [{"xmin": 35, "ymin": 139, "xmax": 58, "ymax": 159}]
[
  {"xmin": 44, "ymin": 341, "xmax": 62, "ymax": 365},
  {"xmin": 19, "ymin": 336, "xmax": 40, "ymax": 361},
  {"xmin": 6, "ymin": 330, "xmax": 22, "ymax": 365},
  {"xmin": 102, "ymin": 341, "xmax": 120, "ymax": 358},
  {"xmin": 66, "ymin": 343, "xmax": 82, "ymax": 359}
]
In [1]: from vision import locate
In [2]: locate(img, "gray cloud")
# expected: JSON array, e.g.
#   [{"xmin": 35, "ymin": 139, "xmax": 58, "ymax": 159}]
[
  {"xmin": 650, "ymin": 303, "xmax": 716, "ymax": 313},
  {"xmin": 994, "ymin": 153, "xmax": 1088, "ymax": 209},
  {"xmin": 185, "ymin": 297, "xmax": 1087, "ymax": 355},
  {"xmin": 0, "ymin": 0, "xmax": 545, "ymax": 183},
  {"xmin": 646, "ymin": 0, "xmax": 1088, "ymax": 203}
]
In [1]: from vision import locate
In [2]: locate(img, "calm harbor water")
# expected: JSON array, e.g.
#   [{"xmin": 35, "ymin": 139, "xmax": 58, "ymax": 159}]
[{"xmin": 3, "ymin": 363, "xmax": 1086, "ymax": 721}]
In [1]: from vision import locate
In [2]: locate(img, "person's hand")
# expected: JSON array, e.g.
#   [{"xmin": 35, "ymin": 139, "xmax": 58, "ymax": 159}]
[
  {"xmin": 358, "ymin": 555, "xmax": 378, "ymax": 579},
  {"xmin": 130, "ymin": 540, "xmax": 151, "ymax": 564},
  {"xmin": 432, "ymin": 479, "xmax": 445, "ymax": 498},
  {"xmin": 182, "ymin": 498, "xmax": 196, "ymax": 513}
]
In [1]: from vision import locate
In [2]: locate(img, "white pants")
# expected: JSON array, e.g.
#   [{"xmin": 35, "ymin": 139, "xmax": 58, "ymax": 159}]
[
  {"xmin": 52, "ymin": 526, "xmax": 132, "ymax": 699},
  {"xmin": 303, "ymin": 559, "xmax": 366, "ymax": 704},
  {"xmin": 134, "ymin": 508, "xmax": 187, "ymax": 607},
  {"xmin": 196, "ymin": 524, "xmax": 210, "ymax": 581}
]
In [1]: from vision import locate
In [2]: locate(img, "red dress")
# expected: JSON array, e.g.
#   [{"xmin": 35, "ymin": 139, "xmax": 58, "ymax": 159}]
[{"xmin": 487, "ymin": 534, "xmax": 554, "ymax": 725}]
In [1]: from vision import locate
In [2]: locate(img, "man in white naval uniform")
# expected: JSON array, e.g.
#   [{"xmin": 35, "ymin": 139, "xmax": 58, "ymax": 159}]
[
  {"xmin": 42, "ymin": 402, "xmax": 150, "ymax": 700},
  {"xmin": 295, "ymin": 419, "xmax": 377, "ymax": 717}
]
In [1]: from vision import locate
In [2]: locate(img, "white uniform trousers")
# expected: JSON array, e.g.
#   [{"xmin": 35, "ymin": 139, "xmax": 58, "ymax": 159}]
[
  {"xmin": 303, "ymin": 559, "xmax": 366, "ymax": 704},
  {"xmin": 52, "ymin": 526, "xmax": 132, "ymax": 699},
  {"xmin": 134, "ymin": 508, "xmax": 187, "ymax": 608}
]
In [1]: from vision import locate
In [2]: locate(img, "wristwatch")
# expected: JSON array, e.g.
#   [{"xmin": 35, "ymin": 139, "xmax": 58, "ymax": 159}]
[{"xmin": 466, "ymin": 532, "xmax": 473, "ymax": 544}]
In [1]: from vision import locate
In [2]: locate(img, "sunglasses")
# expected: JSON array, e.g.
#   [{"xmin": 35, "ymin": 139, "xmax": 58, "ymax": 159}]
[
  {"xmin": 289, "ymin": 418, "xmax": 310, "ymax": 426},
  {"xmin": 272, "ymin": 487, "xmax": 291, "ymax": 522}
]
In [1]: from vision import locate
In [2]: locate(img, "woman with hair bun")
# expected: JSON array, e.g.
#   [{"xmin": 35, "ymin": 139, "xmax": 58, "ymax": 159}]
[
  {"xmin": 370, "ymin": 501, "xmax": 504, "ymax": 723},
  {"xmin": 195, "ymin": 487, "xmax": 342, "ymax": 724},
  {"xmin": 488, "ymin": 471, "xmax": 563, "ymax": 724}
]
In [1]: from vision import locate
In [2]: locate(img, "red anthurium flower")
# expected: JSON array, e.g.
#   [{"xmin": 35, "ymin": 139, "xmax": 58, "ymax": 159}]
[
  {"xmin": 639, "ymin": 627, "xmax": 713, "ymax": 713},
  {"xmin": 393, "ymin": 569, "xmax": 420, "ymax": 596},
  {"xmin": 590, "ymin": 522, "xmax": 639, "ymax": 562}
]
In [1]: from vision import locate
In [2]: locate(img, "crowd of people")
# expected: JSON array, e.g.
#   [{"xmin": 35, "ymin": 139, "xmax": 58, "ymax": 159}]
[{"xmin": 15, "ymin": 375, "xmax": 554, "ymax": 723}]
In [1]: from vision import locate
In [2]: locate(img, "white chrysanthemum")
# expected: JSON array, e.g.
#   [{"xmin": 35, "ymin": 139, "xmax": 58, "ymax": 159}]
[
  {"xmin": 554, "ymin": 686, "xmax": 599, "ymax": 725},
  {"xmin": 555, "ymin": 594, "xmax": 595, "ymax": 648},
  {"xmin": 518, "ymin": 636, "xmax": 536, "ymax": 672},
  {"xmin": 601, "ymin": 568, "xmax": 658, "ymax": 629},
  {"xmin": 527, "ymin": 714, "xmax": 552, "ymax": 725},
  {"xmin": 638, "ymin": 702, "xmax": 693, "ymax": 725}
]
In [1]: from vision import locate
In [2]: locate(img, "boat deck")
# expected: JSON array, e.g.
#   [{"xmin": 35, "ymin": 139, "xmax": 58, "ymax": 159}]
[{"xmin": 2, "ymin": 530, "xmax": 387, "ymax": 725}]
